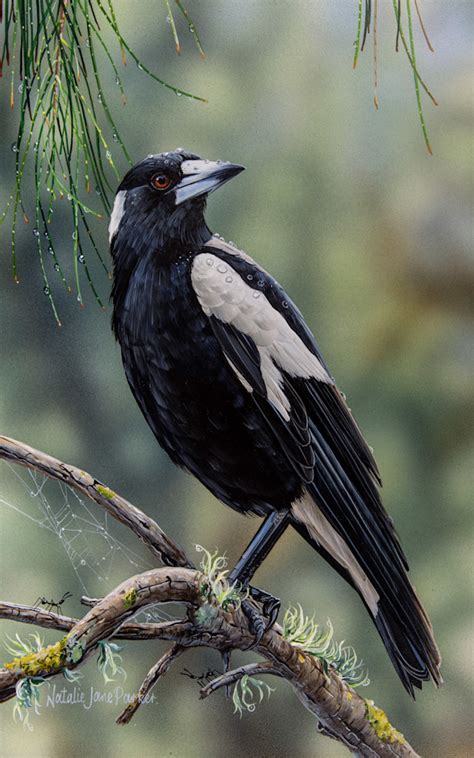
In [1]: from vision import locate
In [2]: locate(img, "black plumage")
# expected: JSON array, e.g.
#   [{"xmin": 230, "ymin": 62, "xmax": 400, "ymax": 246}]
[{"xmin": 110, "ymin": 149, "xmax": 441, "ymax": 696}]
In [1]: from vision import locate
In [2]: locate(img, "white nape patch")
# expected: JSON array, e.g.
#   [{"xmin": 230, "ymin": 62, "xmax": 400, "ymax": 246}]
[
  {"xmin": 191, "ymin": 252, "xmax": 332, "ymax": 419},
  {"xmin": 292, "ymin": 490, "xmax": 380, "ymax": 615},
  {"xmin": 108, "ymin": 190, "xmax": 127, "ymax": 243}
]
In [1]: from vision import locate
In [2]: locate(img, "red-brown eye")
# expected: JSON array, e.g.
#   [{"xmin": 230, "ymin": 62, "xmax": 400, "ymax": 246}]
[{"xmin": 151, "ymin": 173, "xmax": 171, "ymax": 190}]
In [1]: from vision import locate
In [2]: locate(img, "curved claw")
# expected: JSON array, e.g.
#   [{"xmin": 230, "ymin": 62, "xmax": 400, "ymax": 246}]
[
  {"xmin": 241, "ymin": 599, "xmax": 266, "ymax": 649},
  {"xmin": 262, "ymin": 595, "xmax": 280, "ymax": 631}
]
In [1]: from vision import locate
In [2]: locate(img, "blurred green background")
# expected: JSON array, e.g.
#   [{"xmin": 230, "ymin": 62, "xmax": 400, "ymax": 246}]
[{"xmin": 0, "ymin": 2, "xmax": 473, "ymax": 756}]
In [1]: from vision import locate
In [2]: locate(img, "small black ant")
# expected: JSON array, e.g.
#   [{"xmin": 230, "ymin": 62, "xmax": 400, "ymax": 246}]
[
  {"xmin": 180, "ymin": 667, "xmax": 221, "ymax": 688},
  {"xmin": 33, "ymin": 591, "xmax": 73, "ymax": 615}
]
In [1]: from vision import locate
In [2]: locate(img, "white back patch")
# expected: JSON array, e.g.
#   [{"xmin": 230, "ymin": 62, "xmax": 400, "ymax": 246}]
[
  {"xmin": 109, "ymin": 190, "xmax": 127, "ymax": 243},
  {"xmin": 191, "ymin": 252, "xmax": 332, "ymax": 419},
  {"xmin": 292, "ymin": 490, "xmax": 380, "ymax": 615}
]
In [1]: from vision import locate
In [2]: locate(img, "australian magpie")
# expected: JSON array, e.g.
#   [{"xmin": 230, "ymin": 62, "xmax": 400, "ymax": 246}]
[{"xmin": 110, "ymin": 149, "xmax": 441, "ymax": 696}]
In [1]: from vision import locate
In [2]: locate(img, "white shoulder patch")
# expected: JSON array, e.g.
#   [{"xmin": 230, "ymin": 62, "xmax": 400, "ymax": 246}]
[
  {"xmin": 292, "ymin": 490, "xmax": 380, "ymax": 615},
  {"xmin": 109, "ymin": 190, "xmax": 127, "ymax": 243},
  {"xmin": 191, "ymin": 253, "xmax": 332, "ymax": 419}
]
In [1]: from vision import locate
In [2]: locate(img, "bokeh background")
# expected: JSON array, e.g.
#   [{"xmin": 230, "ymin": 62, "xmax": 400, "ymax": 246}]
[{"xmin": 1, "ymin": 2, "xmax": 473, "ymax": 756}]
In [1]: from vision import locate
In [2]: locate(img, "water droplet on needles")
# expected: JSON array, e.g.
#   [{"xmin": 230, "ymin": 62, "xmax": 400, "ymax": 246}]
[
  {"xmin": 175, "ymin": 91, "xmax": 183, "ymax": 97},
  {"xmin": 32, "ymin": 228, "xmax": 40, "ymax": 237},
  {"xmin": 112, "ymin": 132, "xmax": 119, "ymax": 142},
  {"xmin": 137, "ymin": 62, "xmax": 144, "ymax": 70},
  {"xmin": 11, "ymin": 142, "xmax": 18, "ymax": 153},
  {"xmin": 78, "ymin": 254, "xmax": 85, "ymax": 264},
  {"xmin": 43, "ymin": 286, "xmax": 50, "ymax": 295},
  {"xmin": 48, "ymin": 246, "xmax": 54, "ymax": 255},
  {"xmin": 80, "ymin": 559, "xmax": 86, "ymax": 566},
  {"xmin": 53, "ymin": 263, "xmax": 60, "ymax": 272},
  {"xmin": 72, "ymin": 231, "xmax": 77, "ymax": 240},
  {"xmin": 18, "ymin": 82, "xmax": 23, "ymax": 93}
]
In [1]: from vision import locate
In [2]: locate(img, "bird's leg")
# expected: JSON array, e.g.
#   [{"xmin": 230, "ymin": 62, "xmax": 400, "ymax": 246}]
[{"xmin": 228, "ymin": 510, "xmax": 290, "ymax": 645}]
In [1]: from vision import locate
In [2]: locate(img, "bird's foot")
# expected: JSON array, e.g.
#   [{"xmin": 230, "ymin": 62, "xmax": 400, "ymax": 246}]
[
  {"xmin": 248, "ymin": 585, "xmax": 281, "ymax": 630},
  {"xmin": 240, "ymin": 587, "xmax": 281, "ymax": 649}
]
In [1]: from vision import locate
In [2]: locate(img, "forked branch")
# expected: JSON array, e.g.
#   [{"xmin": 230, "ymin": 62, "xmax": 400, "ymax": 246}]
[{"xmin": 0, "ymin": 436, "xmax": 418, "ymax": 757}]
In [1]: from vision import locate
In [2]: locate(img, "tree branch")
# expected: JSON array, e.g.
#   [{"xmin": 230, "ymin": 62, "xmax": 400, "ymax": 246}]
[
  {"xmin": 0, "ymin": 435, "xmax": 191, "ymax": 568},
  {"xmin": 200, "ymin": 661, "xmax": 281, "ymax": 699},
  {"xmin": 0, "ymin": 567, "xmax": 418, "ymax": 757},
  {"xmin": 116, "ymin": 644, "xmax": 185, "ymax": 725}
]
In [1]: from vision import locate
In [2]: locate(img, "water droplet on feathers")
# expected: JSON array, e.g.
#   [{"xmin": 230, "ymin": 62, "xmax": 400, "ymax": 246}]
[{"xmin": 217, "ymin": 264, "xmax": 227, "ymax": 273}]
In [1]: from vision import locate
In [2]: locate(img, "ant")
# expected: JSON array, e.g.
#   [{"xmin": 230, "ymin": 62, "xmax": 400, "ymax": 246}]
[
  {"xmin": 180, "ymin": 667, "xmax": 221, "ymax": 688},
  {"xmin": 33, "ymin": 591, "xmax": 73, "ymax": 615}
]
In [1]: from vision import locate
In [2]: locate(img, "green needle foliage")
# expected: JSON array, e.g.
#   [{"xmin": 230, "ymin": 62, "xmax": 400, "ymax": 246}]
[
  {"xmin": 0, "ymin": 0, "xmax": 205, "ymax": 323},
  {"xmin": 353, "ymin": 0, "xmax": 437, "ymax": 154}
]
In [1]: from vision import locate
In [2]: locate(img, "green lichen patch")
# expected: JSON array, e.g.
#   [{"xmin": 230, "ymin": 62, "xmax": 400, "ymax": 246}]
[
  {"xmin": 96, "ymin": 484, "xmax": 115, "ymax": 500},
  {"xmin": 4, "ymin": 636, "xmax": 68, "ymax": 676},
  {"xmin": 123, "ymin": 588, "xmax": 138, "ymax": 609},
  {"xmin": 365, "ymin": 700, "xmax": 406, "ymax": 744}
]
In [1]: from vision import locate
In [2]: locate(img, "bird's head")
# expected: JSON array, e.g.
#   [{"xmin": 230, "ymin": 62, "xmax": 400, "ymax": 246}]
[{"xmin": 109, "ymin": 149, "xmax": 244, "ymax": 256}]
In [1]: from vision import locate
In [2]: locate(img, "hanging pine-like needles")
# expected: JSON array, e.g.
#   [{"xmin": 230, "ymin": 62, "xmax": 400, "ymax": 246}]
[
  {"xmin": 0, "ymin": 0, "xmax": 205, "ymax": 323},
  {"xmin": 353, "ymin": 0, "xmax": 437, "ymax": 155}
]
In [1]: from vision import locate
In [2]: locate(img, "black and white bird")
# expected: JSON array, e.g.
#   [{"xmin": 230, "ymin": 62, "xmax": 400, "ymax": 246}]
[{"xmin": 110, "ymin": 149, "xmax": 441, "ymax": 696}]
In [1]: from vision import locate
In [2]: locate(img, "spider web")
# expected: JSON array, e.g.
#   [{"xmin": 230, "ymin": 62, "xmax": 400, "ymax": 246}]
[{"xmin": 0, "ymin": 461, "xmax": 175, "ymax": 624}]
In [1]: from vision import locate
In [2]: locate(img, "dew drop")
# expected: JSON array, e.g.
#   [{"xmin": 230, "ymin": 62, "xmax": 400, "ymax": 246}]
[
  {"xmin": 217, "ymin": 264, "xmax": 227, "ymax": 274},
  {"xmin": 115, "ymin": 76, "xmax": 120, "ymax": 86},
  {"xmin": 105, "ymin": 150, "xmax": 112, "ymax": 161},
  {"xmin": 206, "ymin": 258, "xmax": 214, "ymax": 267},
  {"xmin": 80, "ymin": 559, "xmax": 86, "ymax": 566},
  {"xmin": 33, "ymin": 141, "xmax": 39, "ymax": 153},
  {"xmin": 112, "ymin": 132, "xmax": 119, "ymax": 142},
  {"xmin": 11, "ymin": 142, "xmax": 18, "ymax": 153},
  {"xmin": 282, "ymin": 300, "xmax": 289, "ymax": 309},
  {"xmin": 67, "ymin": 193, "xmax": 73, "ymax": 201},
  {"xmin": 97, "ymin": 92, "xmax": 102, "ymax": 102},
  {"xmin": 72, "ymin": 231, "xmax": 77, "ymax": 240},
  {"xmin": 246, "ymin": 274, "xmax": 253, "ymax": 281},
  {"xmin": 54, "ymin": 263, "xmax": 60, "ymax": 272},
  {"xmin": 225, "ymin": 276, "xmax": 233, "ymax": 283},
  {"xmin": 48, "ymin": 246, "xmax": 54, "ymax": 255},
  {"xmin": 32, "ymin": 228, "xmax": 40, "ymax": 237},
  {"xmin": 175, "ymin": 91, "xmax": 183, "ymax": 97},
  {"xmin": 78, "ymin": 253, "xmax": 85, "ymax": 264},
  {"xmin": 43, "ymin": 286, "xmax": 50, "ymax": 295},
  {"xmin": 252, "ymin": 291, "xmax": 261, "ymax": 299},
  {"xmin": 137, "ymin": 62, "xmax": 144, "ymax": 70},
  {"xmin": 18, "ymin": 82, "xmax": 23, "ymax": 94}
]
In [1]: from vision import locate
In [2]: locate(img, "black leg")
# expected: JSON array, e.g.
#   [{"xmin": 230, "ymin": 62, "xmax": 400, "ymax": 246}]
[
  {"xmin": 228, "ymin": 510, "xmax": 290, "ymax": 588},
  {"xmin": 228, "ymin": 510, "xmax": 290, "ymax": 646}
]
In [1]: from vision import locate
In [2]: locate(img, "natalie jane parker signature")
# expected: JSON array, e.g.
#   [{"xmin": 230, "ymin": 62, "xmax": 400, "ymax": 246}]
[{"xmin": 45, "ymin": 683, "xmax": 157, "ymax": 710}]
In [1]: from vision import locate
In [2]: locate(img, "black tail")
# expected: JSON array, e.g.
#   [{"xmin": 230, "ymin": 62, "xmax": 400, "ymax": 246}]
[{"xmin": 292, "ymin": 517, "xmax": 442, "ymax": 697}]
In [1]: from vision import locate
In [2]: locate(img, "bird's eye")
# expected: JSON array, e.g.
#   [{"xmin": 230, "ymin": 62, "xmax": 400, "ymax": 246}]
[{"xmin": 151, "ymin": 173, "xmax": 172, "ymax": 191}]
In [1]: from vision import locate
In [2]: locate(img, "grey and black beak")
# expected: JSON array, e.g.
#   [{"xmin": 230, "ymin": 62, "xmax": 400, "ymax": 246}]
[{"xmin": 174, "ymin": 160, "xmax": 245, "ymax": 205}]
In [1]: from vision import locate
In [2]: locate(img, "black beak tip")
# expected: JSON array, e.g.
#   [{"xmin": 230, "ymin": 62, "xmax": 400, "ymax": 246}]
[{"xmin": 228, "ymin": 163, "xmax": 245, "ymax": 177}]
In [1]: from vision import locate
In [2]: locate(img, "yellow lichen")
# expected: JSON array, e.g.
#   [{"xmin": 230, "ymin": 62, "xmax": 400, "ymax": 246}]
[
  {"xmin": 297, "ymin": 653, "xmax": 305, "ymax": 663},
  {"xmin": 346, "ymin": 691, "xmax": 353, "ymax": 700},
  {"xmin": 96, "ymin": 484, "xmax": 115, "ymax": 500},
  {"xmin": 4, "ymin": 637, "xmax": 67, "ymax": 676},
  {"xmin": 365, "ymin": 700, "xmax": 406, "ymax": 744},
  {"xmin": 123, "ymin": 588, "xmax": 138, "ymax": 609}
]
